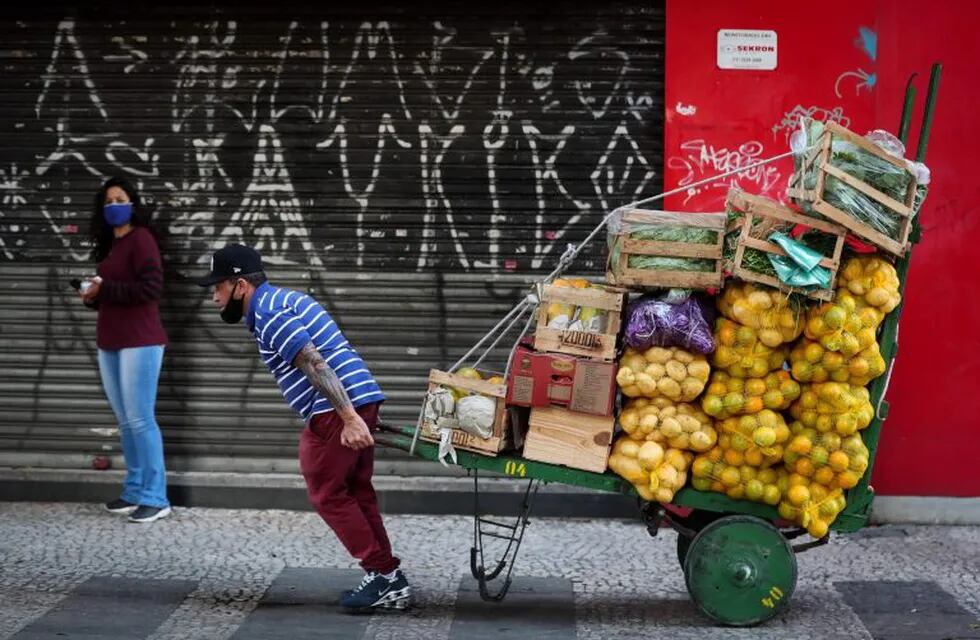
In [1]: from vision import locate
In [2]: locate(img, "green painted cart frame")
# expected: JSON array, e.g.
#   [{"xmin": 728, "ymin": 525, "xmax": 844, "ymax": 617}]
[
  {"xmin": 375, "ymin": 233, "xmax": 906, "ymax": 625},
  {"xmin": 376, "ymin": 69, "xmax": 940, "ymax": 626}
]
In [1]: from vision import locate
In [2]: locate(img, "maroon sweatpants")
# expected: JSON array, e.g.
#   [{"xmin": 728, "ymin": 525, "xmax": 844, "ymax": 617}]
[{"xmin": 298, "ymin": 402, "xmax": 400, "ymax": 575}]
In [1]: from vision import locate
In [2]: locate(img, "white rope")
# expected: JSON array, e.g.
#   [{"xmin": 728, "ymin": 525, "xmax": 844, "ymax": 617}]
[
  {"xmin": 469, "ymin": 302, "xmax": 534, "ymax": 371},
  {"xmin": 541, "ymin": 148, "xmax": 802, "ymax": 286},
  {"xmin": 449, "ymin": 298, "xmax": 531, "ymax": 373},
  {"xmin": 503, "ymin": 306, "xmax": 539, "ymax": 383}
]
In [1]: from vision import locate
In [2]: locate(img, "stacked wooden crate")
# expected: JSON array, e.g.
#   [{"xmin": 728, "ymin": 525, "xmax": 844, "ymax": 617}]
[{"xmin": 518, "ymin": 283, "xmax": 627, "ymax": 473}]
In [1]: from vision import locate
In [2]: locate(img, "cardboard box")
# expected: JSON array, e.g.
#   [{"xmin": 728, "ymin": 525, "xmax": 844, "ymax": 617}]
[
  {"xmin": 523, "ymin": 406, "xmax": 615, "ymax": 473},
  {"xmin": 506, "ymin": 343, "xmax": 617, "ymax": 416}
]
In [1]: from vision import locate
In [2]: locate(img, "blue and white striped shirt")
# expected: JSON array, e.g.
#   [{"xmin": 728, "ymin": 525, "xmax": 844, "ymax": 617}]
[{"xmin": 244, "ymin": 282, "xmax": 384, "ymax": 421}]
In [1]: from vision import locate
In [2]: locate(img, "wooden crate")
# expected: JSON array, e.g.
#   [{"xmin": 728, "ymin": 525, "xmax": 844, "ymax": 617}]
[
  {"xmin": 533, "ymin": 283, "xmax": 627, "ymax": 362},
  {"xmin": 787, "ymin": 121, "xmax": 916, "ymax": 256},
  {"xmin": 727, "ymin": 190, "xmax": 847, "ymax": 302},
  {"xmin": 605, "ymin": 209, "xmax": 726, "ymax": 291},
  {"xmin": 419, "ymin": 369, "xmax": 510, "ymax": 456},
  {"xmin": 522, "ymin": 406, "xmax": 615, "ymax": 473}
]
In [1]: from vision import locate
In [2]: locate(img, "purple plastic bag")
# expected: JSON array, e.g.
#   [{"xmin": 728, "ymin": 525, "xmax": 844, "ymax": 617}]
[{"xmin": 624, "ymin": 295, "xmax": 716, "ymax": 354}]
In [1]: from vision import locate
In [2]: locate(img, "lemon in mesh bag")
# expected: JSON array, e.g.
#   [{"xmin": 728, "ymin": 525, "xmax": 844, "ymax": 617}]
[
  {"xmin": 717, "ymin": 282, "xmax": 804, "ymax": 347},
  {"xmin": 618, "ymin": 396, "xmax": 717, "ymax": 452}
]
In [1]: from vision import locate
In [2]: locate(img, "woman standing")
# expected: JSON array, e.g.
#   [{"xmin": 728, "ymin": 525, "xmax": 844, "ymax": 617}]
[{"xmin": 79, "ymin": 177, "xmax": 170, "ymax": 523}]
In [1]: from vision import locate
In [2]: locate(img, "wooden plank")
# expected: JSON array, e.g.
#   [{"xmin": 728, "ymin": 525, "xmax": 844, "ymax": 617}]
[
  {"xmin": 621, "ymin": 210, "xmax": 727, "ymax": 229},
  {"xmin": 621, "ymin": 238, "xmax": 723, "ymax": 259},
  {"xmin": 420, "ymin": 430, "xmax": 508, "ymax": 457},
  {"xmin": 897, "ymin": 215, "xmax": 913, "ymax": 249},
  {"xmin": 428, "ymin": 369, "xmax": 505, "ymax": 398},
  {"xmin": 821, "ymin": 163, "xmax": 913, "ymax": 216},
  {"xmin": 533, "ymin": 327, "xmax": 617, "ymax": 361},
  {"xmin": 814, "ymin": 131, "xmax": 832, "ymax": 198},
  {"xmin": 733, "ymin": 266, "xmax": 784, "ymax": 291},
  {"xmin": 606, "ymin": 266, "xmax": 724, "ymax": 290},
  {"xmin": 540, "ymin": 284, "xmax": 626, "ymax": 312},
  {"xmin": 522, "ymin": 406, "xmax": 614, "ymax": 474},
  {"xmin": 730, "ymin": 190, "xmax": 848, "ymax": 235},
  {"xmin": 812, "ymin": 201, "xmax": 908, "ymax": 256}
]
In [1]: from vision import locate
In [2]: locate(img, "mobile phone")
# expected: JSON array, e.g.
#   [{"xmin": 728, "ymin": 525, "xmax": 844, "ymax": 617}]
[{"xmin": 70, "ymin": 278, "xmax": 92, "ymax": 294}]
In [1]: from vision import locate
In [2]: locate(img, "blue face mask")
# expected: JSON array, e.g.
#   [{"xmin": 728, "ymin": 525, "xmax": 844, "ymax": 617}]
[{"xmin": 103, "ymin": 202, "xmax": 133, "ymax": 227}]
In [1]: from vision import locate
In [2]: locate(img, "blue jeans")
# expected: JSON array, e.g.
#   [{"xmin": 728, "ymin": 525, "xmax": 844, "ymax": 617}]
[{"xmin": 97, "ymin": 345, "xmax": 169, "ymax": 508}]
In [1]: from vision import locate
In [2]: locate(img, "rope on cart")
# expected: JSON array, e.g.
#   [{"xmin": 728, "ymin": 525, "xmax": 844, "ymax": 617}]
[{"xmin": 410, "ymin": 146, "xmax": 807, "ymax": 458}]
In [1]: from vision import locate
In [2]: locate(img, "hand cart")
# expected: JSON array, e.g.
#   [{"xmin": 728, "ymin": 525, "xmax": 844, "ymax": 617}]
[{"xmin": 376, "ymin": 67, "xmax": 941, "ymax": 626}]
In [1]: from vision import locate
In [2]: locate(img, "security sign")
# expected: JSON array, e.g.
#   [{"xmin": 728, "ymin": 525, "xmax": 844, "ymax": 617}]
[{"xmin": 717, "ymin": 29, "xmax": 778, "ymax": 70}]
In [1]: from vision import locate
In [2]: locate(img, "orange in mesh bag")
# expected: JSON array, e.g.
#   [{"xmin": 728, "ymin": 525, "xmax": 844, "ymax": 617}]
[
  {"xmin": 715, "ymin": 409, "xmax": 791, "ymax": 468},
  {"xmin": 783, "ymin": 422, "xmax": 870, "ymax": 491},
  {"xmin": 701, "ymin": 369, "xmax": 801, "ymax": 419},
  {"xmin": 691, "ymin": 446, "xmax": 785, "ymax": 505},
  {"xmin": 789, "ymin": 382, "xmax": 874, "ymax": 436},
  {"xmin": 789, "ymin": 338, "xmax": 887, "ymax": 386},
  {"xmin": 712, "ymin": 317, "xmax": 788, "ymax": 378},
  {"xmin": 717, "ymin": 282, "xmax": 804, "ymax": 347},
  {"xmin": 777, "ymin": 474, "xmax": 847, "ymax": 539},
  {"xmin": 804, "ymin": 297, "xmax": 879, "ymax": 358}
]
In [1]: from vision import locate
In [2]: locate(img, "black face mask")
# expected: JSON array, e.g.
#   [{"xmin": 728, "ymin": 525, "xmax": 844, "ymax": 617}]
[{"xmin": 220, "ymin": 281, "xmax": 245, "ymax": 324}]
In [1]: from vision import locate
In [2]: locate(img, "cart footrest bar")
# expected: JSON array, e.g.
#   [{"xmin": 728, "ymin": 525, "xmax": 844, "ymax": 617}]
[
  {"xmin": 478, "ymin": 531, "xmax": 524, "ymax": 542},
  {"xmin": 477, "ymin": 518, "xmax": 520, "ymax": 531},
  {"xmin": 791, "ymin": 534, "xmax": 830, "ymax": 553}
]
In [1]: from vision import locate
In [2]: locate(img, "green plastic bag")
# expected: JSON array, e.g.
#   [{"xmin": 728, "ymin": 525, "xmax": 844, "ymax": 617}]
[{"xmin": 766, "ymin": 232, "xmax": 831, "ymax": 289}]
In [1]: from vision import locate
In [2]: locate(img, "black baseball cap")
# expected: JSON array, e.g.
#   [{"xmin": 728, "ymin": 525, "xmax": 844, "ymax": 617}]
[{"xmin": 196, "ymin": 244, "xmax": 264, "ymax": 286}]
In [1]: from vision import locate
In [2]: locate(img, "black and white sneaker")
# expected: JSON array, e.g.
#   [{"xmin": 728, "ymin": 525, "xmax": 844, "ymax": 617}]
[
  {"xmin": 340, "ymin": 570, "xmax": 411, "ymax": 613},
  {"xmin": 127, "ymin": 505, "xmax": 171, "ymax": 523},
  {"xmin": 104, "ymin": 499, "xmax": 138, "ymax": 514}
]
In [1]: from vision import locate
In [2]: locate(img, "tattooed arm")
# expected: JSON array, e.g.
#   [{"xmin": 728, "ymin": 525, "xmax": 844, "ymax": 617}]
[{"xmin": 293, "ymin": 342, "xmax": 374, "ymax": 449}]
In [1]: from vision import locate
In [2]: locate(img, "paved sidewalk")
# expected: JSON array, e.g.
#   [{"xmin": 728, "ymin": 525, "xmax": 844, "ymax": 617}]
[{"xmin": 1, "ymin": 502, "xmax": 978, "ymax": 639}]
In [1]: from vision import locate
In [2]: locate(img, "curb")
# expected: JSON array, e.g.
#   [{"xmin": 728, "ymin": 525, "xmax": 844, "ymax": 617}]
[{"xmin": 1, "ymin": 468, "xmax": 976, "ymax": 524}]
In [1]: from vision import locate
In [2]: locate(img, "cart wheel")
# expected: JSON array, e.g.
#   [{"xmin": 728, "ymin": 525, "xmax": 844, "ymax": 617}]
[
  {"xmin": 683, "ymin": 515, "xmax": 797, "ymax": 626},
  {"xmin": 674, "ymin": 510, "xmax": 725, "ymax": 568}
]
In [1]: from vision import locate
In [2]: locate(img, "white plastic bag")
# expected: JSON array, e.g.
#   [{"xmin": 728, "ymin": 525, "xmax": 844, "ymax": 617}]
[{"xmin": 456, "ymin": 395, "xmax": 497, "ymax": 439}]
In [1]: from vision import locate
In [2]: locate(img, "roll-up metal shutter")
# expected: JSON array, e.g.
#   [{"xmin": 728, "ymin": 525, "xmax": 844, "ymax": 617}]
[{"xmin": 0, "ymin": 1, "xmax": 664, "ymax": 473}]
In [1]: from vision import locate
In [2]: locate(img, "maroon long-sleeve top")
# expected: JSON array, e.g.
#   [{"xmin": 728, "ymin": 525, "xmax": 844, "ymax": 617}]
[{"xmin": 95, "ymin": 227, "xmax": 168, "ymax": 350}]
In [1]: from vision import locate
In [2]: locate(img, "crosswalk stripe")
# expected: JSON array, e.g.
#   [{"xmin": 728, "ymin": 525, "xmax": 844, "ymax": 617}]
[
  {"xmin": 12, "ymin": 576, "xmax": 195, "ymax": 640},
  {"xmin": 448, "ymin": 576, "xmax": 576, "ymax": 639},
  {"xmin": 231, "ymin": 567, "xmax": 370, "ymax": 640},
  {"xmin": 836, "ymin": 580, "xmax": 980, "ymax": 639}
]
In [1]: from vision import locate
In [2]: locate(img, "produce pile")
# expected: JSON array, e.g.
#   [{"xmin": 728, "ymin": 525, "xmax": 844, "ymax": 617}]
[{"xmin": 609, "ymin": 254, "xmax": 902, "ymax": 537}]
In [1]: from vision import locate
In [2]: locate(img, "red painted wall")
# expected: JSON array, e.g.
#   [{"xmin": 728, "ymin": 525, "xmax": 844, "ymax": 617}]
[{"xmin": 665, "ymin": 0, "xmax": 980, "ymax": 496}]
